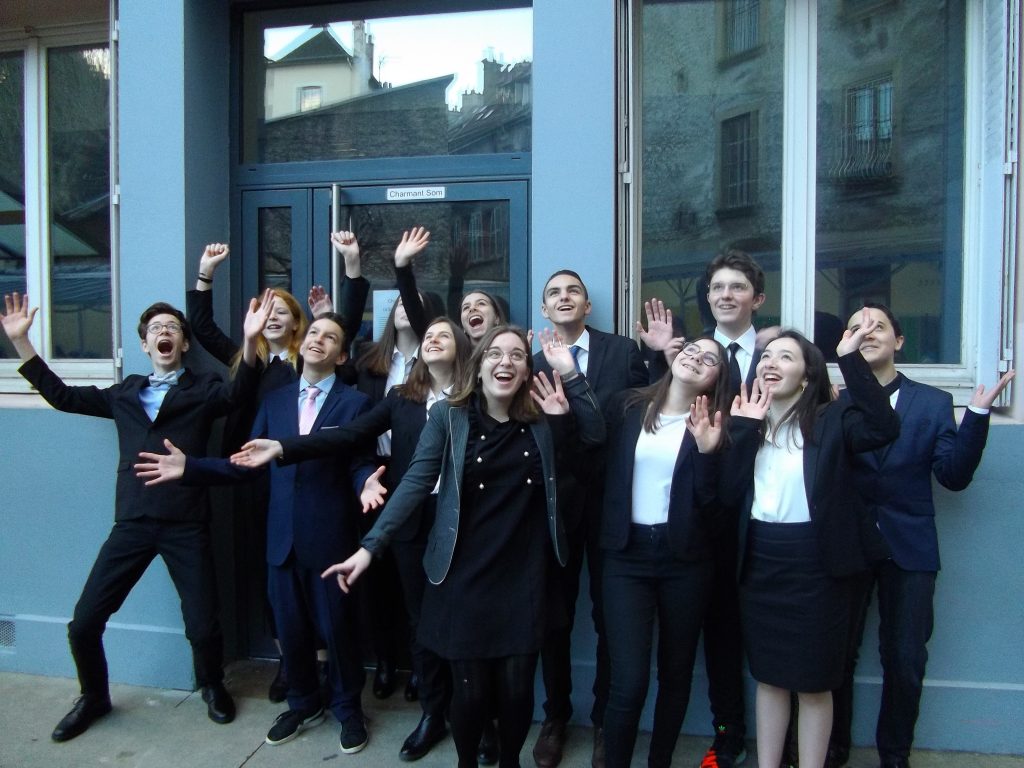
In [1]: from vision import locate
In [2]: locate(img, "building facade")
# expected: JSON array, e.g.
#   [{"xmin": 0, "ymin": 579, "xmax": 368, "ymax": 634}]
[{"xmin": 1, "ymin": 0, "xmax": 1021, "ymax": 755}]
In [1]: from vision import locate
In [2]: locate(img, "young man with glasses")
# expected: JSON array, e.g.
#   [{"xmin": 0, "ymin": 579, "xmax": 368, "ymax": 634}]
[{"xmin": 0, "ymin": 294, "xmax": 263, "ymax": 742}]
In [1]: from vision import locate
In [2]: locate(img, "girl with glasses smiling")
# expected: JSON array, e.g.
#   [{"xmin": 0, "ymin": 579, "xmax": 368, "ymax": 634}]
[
  {"xmin": 597, "ymin": 335, "xmax": 731, "ymax": 768},
  {"xmin": 321, "ymin": 324, "xmax": 604, "ymax": 768}
]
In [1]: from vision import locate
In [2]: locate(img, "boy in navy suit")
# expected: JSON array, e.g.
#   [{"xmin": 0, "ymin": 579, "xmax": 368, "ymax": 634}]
[
  {"xmin": 136, "ymin": 312, "xmax": 384, "ymax": 755},
  {"xmin": 0, "ymin": 291, "xmax": 264, "ymax": 742},
  {"xmin": 831, "ymin": 304, "xmax": 1013, "ymax": 768}
]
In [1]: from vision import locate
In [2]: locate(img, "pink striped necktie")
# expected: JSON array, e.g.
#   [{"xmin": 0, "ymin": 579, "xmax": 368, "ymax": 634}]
[{"xmin": 299, "ymin": 385, "xmax": 321, "ymax": 435}]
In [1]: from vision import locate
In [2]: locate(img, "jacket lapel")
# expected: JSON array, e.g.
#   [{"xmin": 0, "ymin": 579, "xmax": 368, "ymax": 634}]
[{"xmin": 585, "ymin": 327, "xmax": 606, "ymax": 385}]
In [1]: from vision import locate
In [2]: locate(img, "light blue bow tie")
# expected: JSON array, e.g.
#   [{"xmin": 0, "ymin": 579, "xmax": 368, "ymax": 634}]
[{"xmin": 149, "ymin": 371, "xmax": 182, "ymax": 388}]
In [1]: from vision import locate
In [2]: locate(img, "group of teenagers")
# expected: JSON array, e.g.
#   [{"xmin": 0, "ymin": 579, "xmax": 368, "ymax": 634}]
[{"xmin": 0, "ymin": 237, "xmax": 1013, "ymax": 768}]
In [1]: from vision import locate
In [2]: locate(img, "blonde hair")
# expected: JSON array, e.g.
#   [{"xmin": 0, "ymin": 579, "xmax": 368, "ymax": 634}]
[{"xmin": 230, "ymin": 289, "xmax": 307, "ymax": 376}]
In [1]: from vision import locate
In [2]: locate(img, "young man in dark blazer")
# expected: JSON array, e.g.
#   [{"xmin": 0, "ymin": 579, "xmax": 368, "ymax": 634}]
[
  {"xmin": 531, "ymin": 270, "xmax": 649, "ymax": 768},
  {"xmin": 0, "ymin": 292, "xmax": 263, "ymax": 742},
  {"xmin": 136, "ymin": 312, "xmax": 383, "ymax": 756},
  {"xmin": 831, "ymin": 304, "xmax": 1013, "ymax": 768}
]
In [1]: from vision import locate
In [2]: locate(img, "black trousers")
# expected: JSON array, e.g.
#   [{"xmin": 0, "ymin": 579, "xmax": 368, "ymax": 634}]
[
  {"xmin": 538, "ymin": 507, "xmax": 610, "ymax": 726},
  {"xmin": 701, "ymin": 507, "xmax": 747, "ymax": 732},
  {"xmin": 68, "ymin": 518, "xmax": 224, "ymax": 697},
  {"xmin": 602, "ymin": 525, "xmax": 713, "ymax": 768},
  {"xmin": 392, "ymin": 498, "xmax": 452, "ymax": 719}
]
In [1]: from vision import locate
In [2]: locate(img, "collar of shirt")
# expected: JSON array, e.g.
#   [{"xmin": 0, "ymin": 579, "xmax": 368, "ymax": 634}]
[
  {"xmin": 386, "ymin": 347, "xmax": 416, "ymax": 392},
  {"xmin": 299, "ymin": 374, "xmax": 335, "ymax": 402},
  {"xmin": 425, "ymin": 385, "xmax": 452, "ymax": 413},
  {"xmin": 715, "ymin": 325, "xmax": 757, "ymax": 378}
]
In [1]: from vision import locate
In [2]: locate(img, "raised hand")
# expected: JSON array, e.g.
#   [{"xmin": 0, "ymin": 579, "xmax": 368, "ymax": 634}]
[
  {"xmin": 686, "ymin": 395, "xmax": 724, "ymax": 453},
  {"xmin": 969, "ymin": 369, "xmax": 1016, "ymax": 410},
  {"xmin": 330, "ymin": 230, "xmax": 361, "ymax": 278},
  {"xmin": 360, "ymin": 465, "xmax": 388, "ymax": 513},
  {"xmin": 199, "ymin": 243, "xmax": 229, "ymax": 276},
  {"xmin": 536, "ymin": 327, "xmax": 576, "ymax": 378},
  {"xmin": 731, "ymin": 379, "xmax": 771, "ymax": 420},
  {"xmin": 243, "ymin": 288, "xmax": 276, "ymax": 342},
  {"xmin": 531, "ymin": 370, "xmax": 569, "ymax": 415},
  {"xmin": 394, "ymin": 227, "xmax": 431, "ymax": 268},
  {"xmin": 230, "ymin": 438, "xmax": 284, "ymax": 468},
  {"xmin": 662, "ymin": 336, "xmax": 686, "ymax": 369},
  {"xmin": 321, "ymin": 548, "xmax": 373, "ymax": 594},
  {"xmin": 135, "ymin": 439, "xmax": 187, "ymax": 486},
  {"xmin": 1, "ymin": 292, "xmax": 39, "ymax": 342},
  {"xmin": 837, "ymin": 307, "xmax": 881, "ymax": 358},
  {"xmin": 636, "ymin": 298, "xmax": 677, "ymax": 352},
  {"xmin": 308, "ymin": 285, "xmax": 334, "ymax": 316}
]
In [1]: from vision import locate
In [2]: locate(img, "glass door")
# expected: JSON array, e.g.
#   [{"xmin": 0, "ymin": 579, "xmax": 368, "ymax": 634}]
[{"xmin": 329, "ymin": 180, "xmax": 529, "ymax": 337}]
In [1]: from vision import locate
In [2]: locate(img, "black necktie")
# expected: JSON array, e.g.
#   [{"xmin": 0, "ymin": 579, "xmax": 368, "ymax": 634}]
[{"xmin": 728, "ymin": 342, "xmax": 742, "ymax": 393}]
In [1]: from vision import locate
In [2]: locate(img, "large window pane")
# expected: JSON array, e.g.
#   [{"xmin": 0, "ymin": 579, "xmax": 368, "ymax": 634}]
[
  {"xmin": 639, "ymin": 0, "xmax": 781, "ymax": 339},
  {"xmin": 0, "ymin": 51, "xmax": 26, "ymax": 360},
  {"xmin": 48, "ymin": 44, "xmax": 111, "ymax": 359},
  {"xmin": 815, "ymin": 0, "xmax": 965, "ymax": 363},
  {"xmin": 241, "ymin": 4, "xmax": 532, "ymax": 163}
]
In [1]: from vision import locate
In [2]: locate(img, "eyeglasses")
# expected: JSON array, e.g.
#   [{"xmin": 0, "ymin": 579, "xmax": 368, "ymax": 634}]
[
  {"xmin": 146, "ymin": 322, "xmax": 183, "ymax": 335},
  {"xmin": 484, "ymin": 348, "xmax": 528, "ymax": 364},
  {"xmin": 680, "ymin": 343, "xmax": 721, "ymax": 368}
]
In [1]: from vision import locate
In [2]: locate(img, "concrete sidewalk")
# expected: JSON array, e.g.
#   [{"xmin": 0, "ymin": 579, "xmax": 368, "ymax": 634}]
[{"xmin": 1, "ymin": 661, "xmax": 1020, "ymax": 768}]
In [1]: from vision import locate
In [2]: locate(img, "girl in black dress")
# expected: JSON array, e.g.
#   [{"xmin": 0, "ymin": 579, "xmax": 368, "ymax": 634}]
[
  {"xmin": 322, "ymin": 325, "xmax": 604, "ymax": 768},
  {"xmin": 724, "ymin": 314, "xmax": 898, "ymax": 768}
]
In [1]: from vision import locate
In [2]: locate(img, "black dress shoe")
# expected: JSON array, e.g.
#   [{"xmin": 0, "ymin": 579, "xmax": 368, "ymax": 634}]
[
  {"xmin": 268, "ymin": 660, "xmax": 288, "ymax": 703},
  {"xmin": 404, "ymin": 673, "xmax": 419, "ymax": 702},
  {"xmin": 201, "ymin": 683, "xmax": 236, "ymax": 724},
  {"xmin": 399, "ymin": 713, "xmax": 448, "ymax": 761},
  {"xmin": 373, "ymin": 659, "xmax": 397, "ymax": 699},
  {"xmin": 52, "ymin": 694, "xmax": 112, "ymax": 742},
  {"xmin": 477, "ymin": 719, "xmax": 499, "ymax": 765}
]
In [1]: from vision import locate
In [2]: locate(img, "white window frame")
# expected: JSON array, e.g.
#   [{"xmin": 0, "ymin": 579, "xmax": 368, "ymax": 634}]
[
  {"xmin": 619, "ymin": 0, "xmax": 1018, "ymax": 407},
  {"xmin": 0, "ymin": 20, "xmax": 118, "ymax": 394}
]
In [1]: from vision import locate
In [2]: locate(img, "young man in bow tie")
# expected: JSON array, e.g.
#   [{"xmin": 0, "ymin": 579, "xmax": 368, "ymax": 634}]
[{"xmin": 0, "ymin": 292, "xmax": 266, "ymax": 742}]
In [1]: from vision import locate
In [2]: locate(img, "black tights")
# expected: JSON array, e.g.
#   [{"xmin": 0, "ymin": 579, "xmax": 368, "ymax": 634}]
[{"xmin": 449, "ymin": 654, "xmax": 538, "ymax": 768}]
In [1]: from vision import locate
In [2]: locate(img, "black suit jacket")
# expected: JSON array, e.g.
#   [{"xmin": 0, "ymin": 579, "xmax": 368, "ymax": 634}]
[
  {"xmin": 844, "ymin": 376, "xmax": 990, "ymax": 572},
  {"xmin": 600, "ymin": 395, "xmax": 720, "ymax": 560},
  {"xmin": 19, "ymin": 355, "xmax": 256, "ymax": 523},
  {"xmin": 723, "ymin": 352, "xmax": 900, "ymax": 578},
  {"xmin": 533, "ymin": 326, "xmax": 650, "ymax": 532}
]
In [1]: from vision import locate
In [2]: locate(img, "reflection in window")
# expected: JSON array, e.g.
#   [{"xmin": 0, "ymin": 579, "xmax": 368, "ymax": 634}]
[
  {"xmin": 48, "ymin": 45, "xmax": 111, "ymax": 359},
  {"xmin": 724, "ymin": 0, "xmax": 760, "ymax": 57},
  {"xmin": 0, "ymin": 51, "xmax": 26, "ymax": 359},
  {"xmin": 241, "ymin": 5, "xmax": 532, "ymax": 163},
  {"xmin": 639, "ymin": 1, "xmax": 782, "ymax": 339},
  {"xmin": 258, "ymin": 207, "xmax": 293, "ymax": 292},
  {"xmin": 336, "ymin": 201, "xmax": 511, "ymax": 327},
  {"xmin": 817, "ymin": 1, "xmax": 964, "ymax": 363},
  {"xmin": 720, "ymin": 112, "xmax": 758, "ymax": 210}
]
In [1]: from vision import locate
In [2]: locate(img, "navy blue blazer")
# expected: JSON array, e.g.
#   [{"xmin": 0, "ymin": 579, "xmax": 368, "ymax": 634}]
[
  {"xmin": 843, "ymin": 376, "xmax": 990, "ymax": 572},
  {"xmin": 276, "ymin": 389, "xmax": 434, "ymax": 542},
  {"xmin": 183, "ymin": 377, "xmax": 376, "ymax": 569},
  {"xmin": 724, "ymin": 352, "xmax": 901, "ymax": 578},
  {"xmin": 600, "ymin": 395, "xmax": 720, "ymax": 560}
]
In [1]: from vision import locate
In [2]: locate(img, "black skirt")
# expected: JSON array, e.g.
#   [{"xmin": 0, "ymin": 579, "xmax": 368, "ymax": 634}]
[{"xmin": 740, "ymin": 519, "xmax": 851, "ymax": 692}]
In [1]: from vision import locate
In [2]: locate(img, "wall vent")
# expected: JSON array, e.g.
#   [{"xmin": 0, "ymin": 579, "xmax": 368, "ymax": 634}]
[{"xmin": 0, "ymin": 617, "xmax": 15, "ymax": 648}]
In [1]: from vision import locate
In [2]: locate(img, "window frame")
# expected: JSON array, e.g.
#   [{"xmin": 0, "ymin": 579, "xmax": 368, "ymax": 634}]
[
  {"xmin": 619, "ymin": 0, "xmax": 1017, "ymax": 406},
  {"xmin": 0, "ymin": 21, "xmax": 117, "ymax": 394}
]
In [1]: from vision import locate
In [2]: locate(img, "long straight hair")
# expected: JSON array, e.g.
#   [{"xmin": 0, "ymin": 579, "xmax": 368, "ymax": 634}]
[
  {"xmin": 623, "ymin": 336, "xmax": 731, "ymax": 440},
  {"xmin": 395, "ymin": 318, "xmax": 473, "ymax": 403},
  {"xmin": 230, "ymin": 289, "xmax": 306, "ymax": 376},
  {"xmin": 449, "ymin": 325, "xmax": 540, "ymax": 423},
  {"xmin": 764, "ymin": 329, "xmax": 834, "ymax": 445}
]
